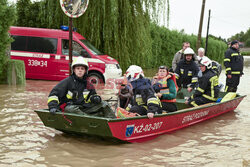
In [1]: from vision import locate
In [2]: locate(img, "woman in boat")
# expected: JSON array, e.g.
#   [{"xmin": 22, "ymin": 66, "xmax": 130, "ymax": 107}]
[
  {"xmin": 152, "ymin": 66, "xmax": 177, "ymax": 113},
  {"xmin": 47, "ymin": 56, "xmax": 115, "ymax": 117},
  {"xmin": 185, "ymin": 57, "xmax": 220, "ymax": 107},
  {"xmin": 123, "ymin": 65, "xmax": 161, "ymax": 119}
]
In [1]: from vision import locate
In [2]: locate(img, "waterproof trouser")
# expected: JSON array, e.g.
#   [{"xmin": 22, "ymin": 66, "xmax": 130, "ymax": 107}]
[
  {"xmin": 129, "ymin": 105, "xmax": 162, "ymax": 115},
  {"xmin": 161, "ymin": 102, "xmax": 177, "ymax": 113},
  {"xmin": 188, "ymin": 96, "xmax": 214, "ymax": 107},
  {"xmin": 64, "ymin": 101, "xmax": 116, "ymax": 118},
  {"xmin": 225, "ymin": 75, "xmax": 240, "ymax": 92},
  {"xmin": 129, "ymin": 105, "xmax": 148, "ymax": 116}
]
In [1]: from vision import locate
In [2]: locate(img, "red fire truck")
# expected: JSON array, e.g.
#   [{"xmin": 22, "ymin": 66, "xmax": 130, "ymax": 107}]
[{"xmin": 9, "ymin": 26, "xmax": 122, "ymax": 83}]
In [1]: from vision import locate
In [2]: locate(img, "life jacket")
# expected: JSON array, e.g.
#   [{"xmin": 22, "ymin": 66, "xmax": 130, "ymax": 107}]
[
  {"xmin": 170, "ymin": 74, "xmax": 178, "ymax": 92},
  {"xmin": 116, "ymin": 107, "xmax": 139, "ymax": 118},
  {"xmin": 154, "ymin": 74, "xmax": 178, "ymax": 103}
]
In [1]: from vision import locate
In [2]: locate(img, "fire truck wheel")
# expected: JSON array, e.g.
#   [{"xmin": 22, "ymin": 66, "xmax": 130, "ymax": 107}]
[{"xmin": 88, "ymin": 72, "xmax": 104, "ymax": 85}]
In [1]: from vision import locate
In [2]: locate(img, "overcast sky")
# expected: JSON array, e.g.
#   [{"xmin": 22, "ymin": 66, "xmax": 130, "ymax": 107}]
[
  {"xmin": 166, "ymin": 0, "xmax": 250, "ymax": 39},
  {"xmin": 8, "ymin": 0, "xmax": 250, "ymax": 39}
]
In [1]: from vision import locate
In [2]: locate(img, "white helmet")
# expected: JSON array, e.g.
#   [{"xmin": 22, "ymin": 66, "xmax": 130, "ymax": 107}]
[
  {"xmin": 71, "ymin": 56, "xmax": 89, "ymax": 71},
  {"xmin": 184, "ymin": 47, "xmax": 195, "ymax": 55},
  {"xmin": 199, "ymin": 57, "xmax": 212, "ymax": 69},
  {"xmin": 125, "ymin": 65, "xmax": 144, "ymax": 81}
]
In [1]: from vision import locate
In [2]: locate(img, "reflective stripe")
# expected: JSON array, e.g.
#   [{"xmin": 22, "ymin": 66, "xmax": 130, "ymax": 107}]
[
  {"xmin": 136, "ymin": 94, "xmax": 142, "ymax": 98},
  {"xmin": 175, "ymin": 73, "xmax": 180, "ymax": 79},
  {"xmin": 160, "ymin": 88, "xmax": 169, "ymax": 94},
  {"xmin": 136, "ymin": 97, "xmax": 144, "ymax": 105},
  {"xmin": 231, "ymin": 71, "xmax": 241, "ymax": 74},
  {"xmin": 231, "ymin": 53, "xmax": 239, "ymax": 56},
  {"xmin": 224, "ymin": 58, "xmax": 230, "ymax": 62},
  {"xmin": 202, "ymin": 94, "xmax": 217, "ymax": 101},
  {"xmin": 225, "ymin": 86, "xmax": 228, "ymax": 92},
  {"xmin": 180, "ymin": 69, "xmax": 184, "ymax": 74},
  {"xmin": 11, "ymin": 51, "xmax": 50, "ymax": 59},
  {"xmin": 48, "ymin": 96, "xmax": 59, "ymax": 104},
  {"xmin": 66, "ymin": 91, "xmax": 73, "ymax": 99},
  {"xmin": 212, "ymin": 66, "xmax": 217, "ymax": 69},
  {"xmin": 209, "ymin": 76, "xmax": 218, "ymax": 98},
  {"xmin": 147, "ymin": 97, "xmax": 160, "ymax": 105},
  {"xmin": 66, "ymin": 94, "xmax": 72, "ymax": 99},
  {"xmin": 126, "ymin": 104, "xmax": 132, "ymax": 111},
  {"xmin": 84, "ymin": 94, "xmax": 91, "ymax": 103},
  {"xmin": 188, "ymin": 71, "xmax": 192, "ymax": 76},
  {"xmin": 192, "ymin": 77, "xmax": 198, "ymax": 83},
  {"xmin": 191, "ymin": 101, "xmax": 198, "ymax": 107},
  {"xmin": 197, "ymin": 87, "xmax": 204, "ymax": 93},
  {"xmin": 225, "ymin": 67, "xmax": 231, "ymax": 72}
]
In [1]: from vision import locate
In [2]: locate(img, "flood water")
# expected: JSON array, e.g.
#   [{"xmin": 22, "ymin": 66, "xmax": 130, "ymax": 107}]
[{"xmin": 0, "ymin": 57, "xmax": 250, "ymax": 167}]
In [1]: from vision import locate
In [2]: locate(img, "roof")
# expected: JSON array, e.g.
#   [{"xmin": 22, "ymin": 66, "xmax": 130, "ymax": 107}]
[{"xmin": 9, "ymin": 26, "xmax": 85, "ymax": 40}]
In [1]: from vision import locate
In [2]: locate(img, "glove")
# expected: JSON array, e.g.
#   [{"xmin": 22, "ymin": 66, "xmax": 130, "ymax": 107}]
[
  {"xmin": 91, "ymin": 95, "xmax": 102, "ymax": 104},
  {"xmin": 49, "ymin": 108, "xmax": 59, "ymax": 114},
  {"xmin": 152, "ymin": 83, "xmax": 161, "ymax": 93}
]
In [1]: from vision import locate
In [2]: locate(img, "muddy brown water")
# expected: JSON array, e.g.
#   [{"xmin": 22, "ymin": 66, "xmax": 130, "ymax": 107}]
[{"xmin": 0, "ymin": 57, "xmax": 250, "ymax": 167}]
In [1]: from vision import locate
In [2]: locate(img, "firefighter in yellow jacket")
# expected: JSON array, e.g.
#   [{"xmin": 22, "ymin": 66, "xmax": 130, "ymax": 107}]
[
  {"xmin": 224, "ymin": 40, "xmax": 244, "ymax": 92},
  {"xmin": 186, "ymin": 57, "xmax": 220, "ymax": 107},
  {"xmin": 47, "ymin": 57, "xmax": 115, "ymax": 117}
]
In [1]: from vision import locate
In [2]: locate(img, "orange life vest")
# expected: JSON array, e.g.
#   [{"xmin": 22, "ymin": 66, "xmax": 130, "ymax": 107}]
[{"xmin": 154, "ymin": 74, "xmax": 178, "ymax": 103}]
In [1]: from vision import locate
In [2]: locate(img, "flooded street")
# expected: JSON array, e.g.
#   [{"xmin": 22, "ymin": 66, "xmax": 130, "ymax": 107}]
[{"xmin": 0, "ymin": 57, "xmax": 250, "ymax": 167}]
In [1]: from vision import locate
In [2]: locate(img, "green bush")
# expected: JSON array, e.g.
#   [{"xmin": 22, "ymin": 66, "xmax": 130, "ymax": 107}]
[
  {"xmin": 241, "ymin": 52, "xmax": 250, "ymax": 56},
  {"xmin": 245, "ymin": 39, "xmax": 250, "ymax": 47},
  {"xmin": 7, "ymin": 59, "xmax": 26, "ymax": 85},
  {"xmin": 150, "ymin": 23, "xmax": 227, "ymax": 68}
]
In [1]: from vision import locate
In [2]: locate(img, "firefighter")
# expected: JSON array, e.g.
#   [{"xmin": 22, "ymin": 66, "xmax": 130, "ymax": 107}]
[
  {"xmin": 224, "ymin": 40, "xmax": 244, "ymax": 92},
  {"xmin": 185, "ymin": 57, "xmax": 220, "ymax": 107},
  {"xmin": 125, "ymin": 65, "xmax": 161, "ymax": 119},
  {"xmin": 152, "ymin": 66, "xmax": 177, "ymax": 112},
  {"xmin": 175, "ymin": 47, "xmax": 199, "ymax": 92},
  {"xmin": 47, "ymin": 57, "xmax": 115, "ymax": 117},
  {"xmin": 172, "ymin": 42, "xmax": 199, "ymax": 71},
  {"xmin": 172, "ymin": 42, "xmax": 191, "ymax": 71}
]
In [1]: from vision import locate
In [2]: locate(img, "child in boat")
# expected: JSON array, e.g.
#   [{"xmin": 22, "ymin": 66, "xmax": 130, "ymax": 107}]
[
  {"xmin": 152, "ymin": 66, "xmax": 177, "ymax": 113},
  {"xmin": 47, "ymin": 56, "xmax": 115, "ymax": 118},
  {"xmin": 185, "ymin": 57, "xmax": 220, "ymax": 107},
  {"xmin": 120, "ymin": 65, "xmax": 161, "ymax": 119}
]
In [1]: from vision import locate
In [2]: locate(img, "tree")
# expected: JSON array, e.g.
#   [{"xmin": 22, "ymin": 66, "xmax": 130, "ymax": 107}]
[
  {"xmin": 15, "ymin": 0, "xmax": 169, "ymax": 70},
  {"xmin": 229, "ymin": 28, "xmax": 250, "ymax": 44},
  {"xmin": 0, "ymin": 0, "xmax": 16, "ymax": 81},
  {"xmin": 16, "ymin": 0, "xmax": 31, "ymax": 26}
]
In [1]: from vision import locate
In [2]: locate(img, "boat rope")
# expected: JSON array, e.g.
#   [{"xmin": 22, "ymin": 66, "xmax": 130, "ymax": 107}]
[{"xmin": 60, "ymin": 103, "xmax": 72, "ymax": 125}]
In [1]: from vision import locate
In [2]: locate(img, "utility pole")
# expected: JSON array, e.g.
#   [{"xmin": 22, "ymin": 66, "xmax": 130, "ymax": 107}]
[
  {"xmin": 196, "ymin": 0, "xmax": 206, "ymax": 51},
  {"xmin": 205, "ymin": 9, "xmax": 211, "ymax": 56},
  {"xmin": 69, "ymin": 17, "xmax": 73, "ymax": 74}
]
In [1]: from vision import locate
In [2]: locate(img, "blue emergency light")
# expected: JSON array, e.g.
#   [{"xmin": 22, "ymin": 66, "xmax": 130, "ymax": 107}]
[
  {"xmin": 60, "ymin": 25, "xmax": 69, "ymax": 31},
  {"xmin": 60, "ymin": 25, "xmax": 77, "ymax": 32}
]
